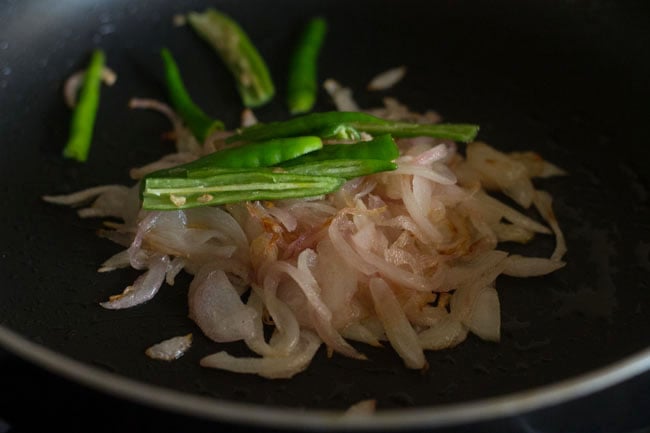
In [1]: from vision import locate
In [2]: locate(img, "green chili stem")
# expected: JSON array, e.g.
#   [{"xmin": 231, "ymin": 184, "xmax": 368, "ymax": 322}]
[
  {"xmin": 187, "ymin": 8, "xmax": 275, "ymax": 108},
  {"xmin": 62, "ymin": 49, "xmax": 105, "ymax": 162},
  {"xmin": 161, "ymin": 48, "xmax": 224, "ymax": 142},
  {"xmin": 142, "ymin": 172, "xmax": 344, "ymax": 210},
  {"xmin": 287, "ymin": 17, "xmax": 327, "ymax": 114}
]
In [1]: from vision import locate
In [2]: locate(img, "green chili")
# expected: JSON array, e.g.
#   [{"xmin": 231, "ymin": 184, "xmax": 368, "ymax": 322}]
[
  {"xmin": 62, "ymin": 49, "xmax": 105, "ymax": 162},
  {"xmin": 142, "ymin": 133, "xmax": 401, "ymax": 208},
  {"xmin": 227, "ymin": 111, "xmax": 479, "ymax": 144},
  {"xmin": 226, "ymin": 111, "xmax": 387, "ymax": 144},
  {"xmin": 187, "ymin": 8, "xmax": 275, "ymax": 108},
  {"xmin": 281, "ymin": 134, "xmax": 399, "ymax": 165},
  {"xmin": 161, "ymin": 48, "xmax": 224, "ymax": 142},
  {"xmin": 348, "ymin": 120, "xmax": 479, "ymax": 143},
  {"xmin": 283, "ymin": 159, "xmax": 396, "ymax": 179},
  {"xmin": 287, "ymin": 17, "xmax": 327, "ymax": 114},
  {"xmin": 149, "ymin": 136, "xmax": 323, "ymax": 180},
  {"xmin": 142, "ymin": 172, "xmax": 344, "ymax": 210}
]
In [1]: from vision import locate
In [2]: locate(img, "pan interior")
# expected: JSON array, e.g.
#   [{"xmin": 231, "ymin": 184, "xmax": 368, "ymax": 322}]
[{"xmin": 0, "ymin": 0, "xmax": 649, "ymax": 417}]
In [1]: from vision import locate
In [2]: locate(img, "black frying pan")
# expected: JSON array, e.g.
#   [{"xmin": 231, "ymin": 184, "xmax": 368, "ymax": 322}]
[{"xmin": 1, "ymin": 0, "xmax": 649, "ymax": 431}]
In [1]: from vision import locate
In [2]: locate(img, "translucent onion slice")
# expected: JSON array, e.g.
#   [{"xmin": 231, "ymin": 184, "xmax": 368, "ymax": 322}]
[
  {"xmin": 465, "ymin": 286, "xmax": 501, "ymax": 342},
  {"xmin": 418, "ymin": 315, "xmax": 468, "ymax": 350},
  {"xmin": 63, "ymin": 66, "xmax": 116, "ymax": 109},
  {"xmin": 467, "ymin": 141, "xmax": 536, "ymax": 208},
  {"xmin": 503, "ymin": 255, "xmax": 566, "ymax": 277},
  {"xmin": 369, "ymin": 277, "xmax": 426, "ymax": 369},
  {"xmin": 100, "ymin": 254, "xmax": 169, "ymax": 309},
  {"xmin": 145, "ymin": 333, "xmax": 193, "ymax": 361},
  {"xmin": 188, "ymin": 267, "xmax": 257, "ymax": 343},
  {"xmin": 533, "ymin": 190, "xmax": 568, "ymax": 261},
  {"xmin": 200, "ymin": 330, "xmax": 321, "ymax": 379}
]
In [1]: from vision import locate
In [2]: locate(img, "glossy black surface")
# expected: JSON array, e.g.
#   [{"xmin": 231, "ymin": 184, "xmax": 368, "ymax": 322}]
[
  {"xmin": 0, "ymin": 0, "xmax": 649, "ymax": 426},
  {"xmin": 2, "ymin": 347, "xmax": 650, "ymax": 432}
]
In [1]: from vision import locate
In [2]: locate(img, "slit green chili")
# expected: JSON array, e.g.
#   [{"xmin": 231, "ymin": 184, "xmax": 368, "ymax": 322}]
[
  {"xmin": 187, "ymin": 8, "xmax": 275, "ymax": 108},
  {"xmin": 227, "ymin": 111, "xmax": 479, "ymax": 144},
  {"xmin": 160, "ymin": 48, "xmax": 224, "ymax": 142},
  {"xmin": 287, "ymin": 17, "xmax": 327, "ymax": 114},
  {"xmin": 282, "ymin": 159, "xmax": 396, "ymax": 179},
  {"xmin": 281, "ymin": 134, "xmax": 399, "ymax": 165},
  {"xmin": 141, "ymin": 134, "xmax": 400, "ymax": 209},
  {"xmin": 62, "ymin": 49, "xmax": 105, "ymax": 162},
  {"xmin": 148, "ymin": 135, "xmax": 323, "ymax": 180},
  {"xmin": 142, "ymin": 172, "xmax": 344, "ymax": 210},
  {"xmin": 348, "ymin": 120, "xmax": 479, "ymax": 142}
]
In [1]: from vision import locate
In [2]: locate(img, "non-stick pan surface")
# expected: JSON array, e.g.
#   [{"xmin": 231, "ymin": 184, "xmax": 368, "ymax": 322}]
[{"xmin": 1, "ymin": 0, "xmax": 649, "ymax": 430}]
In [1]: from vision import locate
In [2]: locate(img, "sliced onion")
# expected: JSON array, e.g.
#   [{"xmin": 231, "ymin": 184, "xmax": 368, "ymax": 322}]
[
  {"xmin": 418, "ymin": 316, "xmax": 468, "ymax": 350},
  {"xmin": 98, "ymin": 249, "xmax": 131, "ymax": 273},
  {"xmin": 369, "ymin": 277, "xmax": 426, "ymax": 369},
  {"xmin": 400, "ymin": 176, "xmax": 444, "ymax": 243},
  {"xmin": 465, "ymin": 286, "xmax": 501, "ymax": 342},
  {"xmin": 393, "ymin": 163, "xmax": 457, "ymax": 185},
  {"xmin": 509, "ymin": 151, "xmax": 567, "ymax": 178},
  {"xmin": 100, "ymin": 254, "xmax": 169, "ymax": 309},
  {"xmin": 472, "ymin": 191, "xmax": 552, "ymax": 234},
  {"xmin": 188, "ymin": 267, "xmax": 257, "ymax": 343},
  {"xmin": 313, "ymin": 239, "xmax": 360, "ymax": 329},
  {"xmin": 165, "ymin": 257, "xmax": 186, "ymax": 285},
  {"xmin": 328, "ymin": 213, "xmax": 377, "ymax": 275},
  {"xmin": 466, "ymin": 141, "xmax": 536, "ymax": 208},
  {"xmin": 129, "ymin": 152, "xmax": 197, "ymax": 180},
  {"xmin": 200, "ymin": 330, "xmax": 321, "ymax": 379},
  {"xmin": 64, "ymin": 66, "xmax": 116, "ymax": 108},
  {"xmin": 145, "ymin": 333, "xmax": 192, "ymax": 361},
  {"xmin": 323, "ymin": 78, "xmax": 360, "ymax": 111},
  {"xmin": 533, "ymin": 190, "xmax": 567, "ymax": 261},
  {"xmin": 43, "ymin": 185, "xmax": 127, "ymax": 207},
  {"xmin": 129, "ymin": 97, "xmax": 201, "ymax": 155},
  {"xmin": 503, "ymin": 255, "xmax": 566, "ymax": 277},
  {"xmin": 340, "ymin": 321, "xmax": 384, "ymax": 347},
  {"xmin": 266, "ymin": 250, "xmax": 365, "ymax": 360}
]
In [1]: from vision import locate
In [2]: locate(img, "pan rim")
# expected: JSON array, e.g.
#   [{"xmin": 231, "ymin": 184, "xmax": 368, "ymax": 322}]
[{"xmin": 1, "ymin": 324, "xmax": 649, "ymax": 430}]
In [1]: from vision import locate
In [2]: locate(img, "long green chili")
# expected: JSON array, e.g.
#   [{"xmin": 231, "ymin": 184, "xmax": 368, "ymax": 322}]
[
  {"xmin": 142, "ymin": 172, "xmax": 344, "ymax": 210},
  {"xmin": 62, "ymin": 49, "xmax": 105, "ymax": 162},
  {"xmin": 149, "ymin": 136, "xmax": 323, "ymax": 179},
  {"xmin": 187, "ymin": 8, "xmax": 275, "ymax": 108},
  {"xmin": 160, "ymin": 48, "xmax": 224, "ymax": 142},
  {"xmin": 142, "ymin": 134, "xmax": 400, "ymax": 209},
  {"xmin": 227, "ymin": 111, "xmax": 479, "ymax": 144},
  {"xmin": 287, "ymin": 17, "xmax": 327, "ymax": 114}
]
